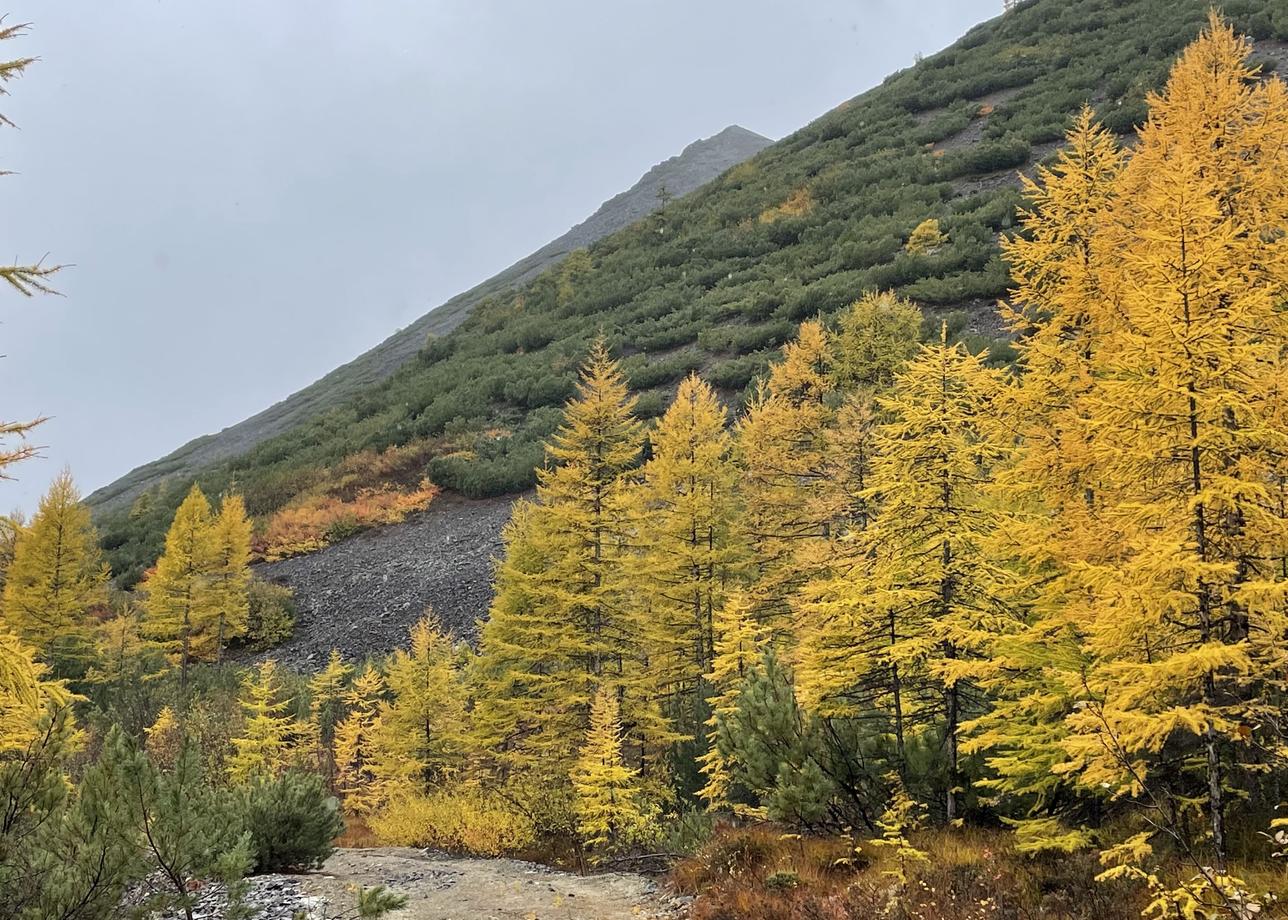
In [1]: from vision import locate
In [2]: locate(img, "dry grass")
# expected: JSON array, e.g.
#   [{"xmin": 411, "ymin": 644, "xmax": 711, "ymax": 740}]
[
  {"xmin": 759, "ymin": 187, "xmax": 815, "ymax": 223},
  {"xmin": 672, "ymin": 825, "xmax": 1151, "ymax": 920},
  {"xmin": 336, "ymin": 816, "xmax": 380, "ymax": 848}
]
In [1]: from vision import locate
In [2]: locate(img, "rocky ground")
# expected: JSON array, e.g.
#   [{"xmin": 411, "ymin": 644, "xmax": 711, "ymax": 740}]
[
  {"xmin": 150, "ymin": 848, "xmax": 688, "ymax": 920},
  {"xmin": 253, "ymin": 493, "xmax": 518, "ymax": 667}
]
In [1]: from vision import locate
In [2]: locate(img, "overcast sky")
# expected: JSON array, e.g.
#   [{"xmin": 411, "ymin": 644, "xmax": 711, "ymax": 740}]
[{"xmin": 0, "ymin": 0, "xmax": 997, "ymax": 513}]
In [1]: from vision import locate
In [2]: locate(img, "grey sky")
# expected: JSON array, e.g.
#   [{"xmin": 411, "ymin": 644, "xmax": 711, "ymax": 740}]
[{"xmin": 0, "ymin": 0, "xmax": 997, "ymax": 512}]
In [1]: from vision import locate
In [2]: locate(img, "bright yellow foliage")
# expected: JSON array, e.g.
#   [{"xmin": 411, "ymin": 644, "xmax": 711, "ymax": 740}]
[
  {"xmin": 142, "ymin": 484, "xmax": 219, "ymax": 683},
  {"xmin": 208, "ymin": 493, "xmax": 252, "ymax": 663},
  {"xmin": 368, "ymin": 614, "xmax": 468, "ymax": 801},
  {"xmin": 628, "ymin": 374, "xmax": 743, "ymax": 717},
  {"xmin": 228, "ymin": 660, "xmax": 296, "ymax": 784},
  {"xmin": 369, "ymin": 785, "xmax": 536, "ymax": 856},
  {"xmin": 904, "ymin": 217, "xmax": 946, "ymax": 255},
  {"xmin": 571, "ymin": 686, "xmax": 647, "ymax": 852},
  {"xmin": 473, "ymin": 339, "xmax": 646, "ymax": 775},
  {"xmin": 334, "ymin": 664, "xmax": 387, "ymax": 815},
  {"xmin": 1, "ymin": 470, "xmax": 107, "ymax": 669}
]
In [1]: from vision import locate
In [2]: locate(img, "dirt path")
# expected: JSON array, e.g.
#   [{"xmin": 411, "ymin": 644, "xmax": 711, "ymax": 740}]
[{"xmin": 294, "ymin": 847, "xmax": 687, "ymax": 920}]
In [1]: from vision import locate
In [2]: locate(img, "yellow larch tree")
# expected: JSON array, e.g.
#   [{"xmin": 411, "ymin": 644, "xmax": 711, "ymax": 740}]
[
  {"xmin": 862, "ymin": 325, "xmax": 1008, "ymax": 822},
  {"xmin": 1061, "ymin": 15, "xmax": 1288, "ymax": 872},
  {"xmin": 0, "ymin": 470, "xmax": 108, "ymax": 673},
  {"xmin": 143, "ymin": 484, "xmax": 219, "ymax": 687},
  {"xmin": 0, "ymin": 511, "xmax": 23, "ymax": 596},
  {"xmin": 735, "ymin": 320, "xmax": 836, "ymax": 634},
  {"xmin": 208, "ymin": 493, "xmax": 252, "ymax": 664},
  {"xmin": 571, "ymin": 686, "xmax": 645, "ymax": 853},
  {"xmin": 0, "ymin": 629, "xmax": 68, "ymax": 756},
  {"xmin": 308, "ymin": 649, "xmax": 353, "ymax": 790},
  {"xmin": 628, "ymin": 374, "xmax": 743, "ymax": 743},
  {"xmin": 905, "ymin": 217, "xmax": 947, "ymax": 256},
  {"xmin": 228, "ymin": 660, "xmax": 296, "ymax": 784},
  {"xmin": 470, "ymin": 501, "xmax": 580, "ymax": 770},
  {"xmin": 792, "ymin": 294, "xmax": 923, "ymax": 767},
  {"xmin": 145, "ymin": 705, "xmax": 183, "ymax": 770},
  {"xmin": 368, "ymin": 614, "xmax": 467, "ymax": 801},
  {"xmin": 473, "ymin": 340, "xmax": 646, "ymax": 775},
  {"xmin": 536, "ymin": 338, "xmax": 642, "ymax": 683},
  {"xmin": 698, "ymin": 589, "xmax": 760, "ymax": 806},
  {"xmin": 964, "ymin": 110, "xmax": 1126, "ymax": 843},
  {"xmin": 334, "ymin": 664, "xmax": 388, "ymax": 815},
  {"xmin": 831, "ymin": 291, "xmax": 923, "ymax": 396}
]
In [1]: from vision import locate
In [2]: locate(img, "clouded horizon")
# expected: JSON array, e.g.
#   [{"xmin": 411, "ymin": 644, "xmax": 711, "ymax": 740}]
[{"xmin": 0, "ymin": 0, "xmax": 997, "ymax": 513}]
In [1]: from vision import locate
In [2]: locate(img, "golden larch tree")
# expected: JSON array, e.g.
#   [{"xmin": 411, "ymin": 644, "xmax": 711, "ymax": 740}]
[
  {"xmin": 334, "ymin": 664, "xmax": 388, "ymax": 815},
  {"xmin": 228, "ymin": 659, "xmax": 296, "ymax": 784},
  {"xmin": 571, "ymin": 686, "xmax": 645, "ymax": 853},
  {"xmin": 143, "ymin": 484, "xmax": 219, "ymax": 687},
  {"xmin": 209, "ymin": 493, "xmax": 252, "ymax": 664},
  {"xmin": 1062, "ymin": 15, "xmax": 1288, "ymax": 872},
  {"xmin": 1, "ymin": 470, "xmax": 107, "ymax": 672},
  {"xmin": 862, "ymin": 325, "xmax": 1008, "ymax": 822},
  {"xmin": 473, "ymin": 340, "xmax": 646, "ymax": 775},
  {"xmin": 964, "ymin": 110, "xmax": 1126, "ymax": 845},
  {"xmin": 369, "ymin": 614, "xmax": 467, "ymax": 800},
  {"xmin": 628, "ymin": 373, "xmax": 743, "ymax": 737}
]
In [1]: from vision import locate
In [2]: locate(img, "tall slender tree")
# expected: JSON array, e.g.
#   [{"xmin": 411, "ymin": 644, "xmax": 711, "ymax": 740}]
[
  {"xmin": 209, "ymin": 494, "xmax": 252, "ymax": 664},
  {"xmin": 473, "ymin": 340, "xmax": 646, "ymax": 774},
  {"xmin": 1, "ymin": 471, "xmax": 107, "ymax": 673},
  {"xmin": 629, "ymin": 374, "xmax": 743, "ymax": 733},
  {"xmin": 862, "ymin": 325, "xmax": 1008, "ymax": 822},
  {"xmin": 143, "ymin": 485, "xmax": 218, "ymax": 688},
  {"xmin": 964, "ymin": 111, "xmax": 1126, "ymax": 844}
]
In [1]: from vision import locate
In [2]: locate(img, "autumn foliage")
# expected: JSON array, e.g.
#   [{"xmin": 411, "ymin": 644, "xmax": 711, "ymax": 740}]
[{"xmin": 261, "ymin": 481, "xmax": 438, "ymax": 560}]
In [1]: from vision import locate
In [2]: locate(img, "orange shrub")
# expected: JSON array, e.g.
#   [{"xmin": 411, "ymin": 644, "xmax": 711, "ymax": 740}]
[{"xmin": 262, "ymin": 480, "xmax": 438, "ymax": 560}]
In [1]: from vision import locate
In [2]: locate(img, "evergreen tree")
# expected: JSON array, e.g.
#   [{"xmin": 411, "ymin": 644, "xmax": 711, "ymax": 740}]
[
  {"xmin": 143, "ymin": 485, "xmax": 219, "ymax": 687},
  {"xmin": 110, "ymin": 731, "xmax": 251, "ymax": 920},
  {"xmin": 1, "ymin": 470, "xmax": 107, "ymax": 672}
]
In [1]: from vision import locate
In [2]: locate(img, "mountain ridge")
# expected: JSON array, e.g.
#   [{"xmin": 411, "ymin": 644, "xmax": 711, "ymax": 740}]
[{"xmin": 87, "ymin": 124, "xmax": 772, "ymax": 513}]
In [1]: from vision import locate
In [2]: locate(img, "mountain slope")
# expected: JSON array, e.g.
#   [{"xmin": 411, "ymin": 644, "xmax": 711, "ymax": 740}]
[
  {"xmin": 96, "ymin": 0, "xmax": 1288, "ymax": 590},
  {"xmin": 87, "ymin": 125, "xmax": 771, "ymax": 515}
]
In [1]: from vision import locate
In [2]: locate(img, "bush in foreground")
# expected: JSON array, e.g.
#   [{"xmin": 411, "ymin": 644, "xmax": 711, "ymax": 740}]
[{"xmin": 240, "ymin": 771, "xmax": 343, "ymax": 872}]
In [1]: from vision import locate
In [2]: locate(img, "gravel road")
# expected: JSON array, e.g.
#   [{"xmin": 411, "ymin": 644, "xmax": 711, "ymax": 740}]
[{"xmin": 297, "ymin": 847, "xmax": 687, "ymax": 920}]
